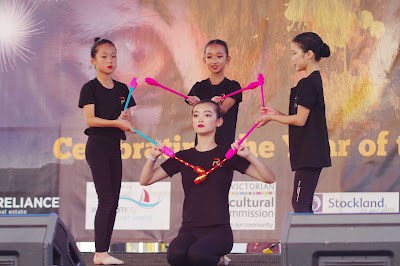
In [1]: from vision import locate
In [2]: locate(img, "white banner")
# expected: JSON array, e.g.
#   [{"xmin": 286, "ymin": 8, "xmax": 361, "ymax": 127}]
[
  {"xmin": 313, "ymin": 192, "xmax": 399, "ymax": 214},
  {"xmin": 229, "ymin": 181, "xmax": 276, "ymax": 230},
  {"xmin": 85, "ymin": 182, "xmax": 171, "ymax": 230}
]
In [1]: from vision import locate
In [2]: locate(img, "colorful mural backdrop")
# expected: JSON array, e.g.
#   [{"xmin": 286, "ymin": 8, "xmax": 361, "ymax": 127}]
[{"xmin": 1, "ymin": 0, "xmax": 399, "ymax": 243}]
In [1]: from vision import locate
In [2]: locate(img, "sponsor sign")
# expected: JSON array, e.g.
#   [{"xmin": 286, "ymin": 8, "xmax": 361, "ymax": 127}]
[
  {"xmin": 0, "ymin": 196, "xmax": 59, "ymax": 215},
  {"xmin": 85, "ymin": 182, "xmax": 171, "ymax": 230},
  {"xmin": 229, "ymin": 181, "xmax": 276, "ymax": 230},
  {"xmin": 313, "ymin": 192, "xmax": 399, "ymax": 214}
]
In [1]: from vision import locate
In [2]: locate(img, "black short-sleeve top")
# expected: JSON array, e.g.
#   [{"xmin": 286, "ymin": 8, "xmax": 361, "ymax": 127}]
[
  {"xmin": 161, "ymin": 146, "xmax": 250, "ymax": 227},
  {"xmin": 288, "ymin": 71, "xmax": 331, "ymax": 171},
  {"xmin": 78, "ymin": 78, "xmax": 136, "ymax": 140},
  {"xmin": 187, "ymin": 78, "xmax": 242, "ymax": 146}
]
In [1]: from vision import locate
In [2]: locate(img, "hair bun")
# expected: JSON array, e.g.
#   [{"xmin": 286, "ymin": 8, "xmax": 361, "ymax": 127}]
[
  {"xmin": 321, "ymin": 43, "xmax": 330, "ymax": 58},
  {"xmin": 94, "ymin": 37, "xmax": 101, "ymax": 43}
]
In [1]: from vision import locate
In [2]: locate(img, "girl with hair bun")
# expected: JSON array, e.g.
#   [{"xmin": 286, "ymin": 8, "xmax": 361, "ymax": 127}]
[
  {"xmin": 256, "ymin": 32, "xmax": 331, "ymax": 214},
  {"xmin": 79, "ymin": 37, "xmax": 136, "ymax": 265}
]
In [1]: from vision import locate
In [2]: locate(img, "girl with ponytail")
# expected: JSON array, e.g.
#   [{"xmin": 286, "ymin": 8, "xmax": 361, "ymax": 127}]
[{"xmin": 256, "ymin": 32, "xmax": 331, "ymax": 213}]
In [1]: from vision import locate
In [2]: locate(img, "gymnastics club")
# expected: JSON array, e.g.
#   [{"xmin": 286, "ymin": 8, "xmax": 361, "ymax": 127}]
[
  {"xmin": 218, "ymin": 81, "xmax": 260, "ymax": 100},
  {"xmin": 131, "ymin": 128, "xmax": 175, "ymax": 158},
  {"xmin": 258, "ymin": 73, "xmax": 265, "ymax": 107},
  {"xmin": 145, "ymin": 77, "xmax": 189, "ymax": 99},
  {"xmin": 194, "ymin": 158, "xmax": 227, "ymax": 184},
  {"xmin": 225, "ymin": 73, "xmax": 265, "ymax": 158},
  {"xmin": 122, "ymin": 78, "xmax": 175, "ymax": 158},
  {"xmin": 120, "ymin": 80, "xmax": 199, "ymax": 165},
  {"xmin": 131, "ymin": 132, "xmax": 203, "ymax": 172},
  {"xmin": 194, "ymin": 123, "xmax": 259, "ymax": 184},
  {"xmin": 123, "ymin": 77, "xmax": 137, "ymax": 111},
  {"xmin": 225, "ymin": 123, "xmax": 258, "ymax": 159},
  {"xmin": 195, "ymin": 75, "xmax": 265, "ymax": 184}
]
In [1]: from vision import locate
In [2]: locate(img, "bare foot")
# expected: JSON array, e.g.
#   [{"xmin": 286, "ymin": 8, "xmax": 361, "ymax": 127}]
[
  {"xmin": 218, "ymin": 255, "xmax": 231, "ymax": 265},
  {"xmin": 93, "ymin": 252, "xmax": 124, "ymax": 265}
]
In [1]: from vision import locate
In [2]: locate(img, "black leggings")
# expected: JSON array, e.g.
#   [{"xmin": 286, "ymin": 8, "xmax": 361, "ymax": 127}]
[
  {"xmin": 167, "ymin": 224, "xmax": 233, "ymax": 266},
  {"xmin": 292, "ymin": 167, "xmax": 322, "ymax": 213},
  {"xmin": 85, "ymin": 135, "xmax": 122, "ymax": 252}
]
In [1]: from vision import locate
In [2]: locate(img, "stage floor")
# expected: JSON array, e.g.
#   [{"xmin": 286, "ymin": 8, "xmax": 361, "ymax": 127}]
[{"xmin": 81, "ymin": 253, "xmax": 281, "ymax": 265}]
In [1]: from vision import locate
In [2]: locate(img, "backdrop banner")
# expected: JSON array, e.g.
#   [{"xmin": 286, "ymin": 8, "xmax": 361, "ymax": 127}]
[{"xmin": 1, "ymin": 0, "xmax": 399, "ymax": 243}]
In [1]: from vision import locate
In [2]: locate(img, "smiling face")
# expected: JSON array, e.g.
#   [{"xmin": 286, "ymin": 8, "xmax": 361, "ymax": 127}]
[
  {"xmin": 90, "ymin": 43, "xmax": 117, "ymax": 75},
  {"xmin": 203, "ymin": 43, "xmax": 230, "ymax": 75},
  {"xmin": 192, "ymin": 102, "xmax": 223, "ymax": 136}
]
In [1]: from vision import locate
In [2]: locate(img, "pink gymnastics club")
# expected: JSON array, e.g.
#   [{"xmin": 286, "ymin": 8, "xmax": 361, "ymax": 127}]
[
  {"xmin": 258, "ymin": 73, "xmax": 265, "ymax": 107},
  {"xmin": 123, "ymin": 77, "xmax": 137, "ymax": 111},
  {"xmin": 225, "ymin": 74, "xmax": 266, "ymax": 157},
  {"xmin": 145, "ymin": 77, "xmax": 189, "ymax": 99},
  {"xmin": 225, "ymin": 123, "xmax": 258, "ymax": 159},
  {"xmin": 130, "ymin": 77, "xmax": 137, "ymax": 89},
  {"xmin": 218, "ymin": 81, "xmax": 260, "ymax": 100},
  {"xmin": 122, "ymin": 77, "xmax": 175, "ymax": 157},
  {"xmin": 225, "ymin": 74, "xmax": 266, "ymax": 158},
  {"xmin": 195, "ymin": 124, "xmax": 259, "ymax": 183},
  {"xmin": 196, "ymin": 76, "xmax": 265, "ymax": 183}
]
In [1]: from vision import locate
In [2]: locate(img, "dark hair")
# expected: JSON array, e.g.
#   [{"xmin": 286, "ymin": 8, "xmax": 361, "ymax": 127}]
[
  {"xmin": 292, "ymin": 32, "xmax": 330, "ymax": 62},
  {"xmin": 90, "ymin": 37, "xmax": 116, "ymax": 58},
  {"xmin": 204, "ymin": 39, "xmax": 229, "ymax": 57},
  {"xmin": 193, "ymin": 100, "xmax": 222, "ymax": 119}
]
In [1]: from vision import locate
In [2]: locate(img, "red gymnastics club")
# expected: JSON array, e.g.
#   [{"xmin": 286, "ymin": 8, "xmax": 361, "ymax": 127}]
[
  {"xmin": 194, "ymin": 158, "xmax": 227, "ymax": 184},
  {"xmin": 195, "ymin": 75, "xmax": 266, "ymax": 184},
  {"xmin": 139, "ymin": 136, "xmax": 205, "ymax": 174},
  {"xmin": 194, "ymin": 123, "xmax": 259, "ymax": 184},
  {"xmin": 218, "ymin": 81, "xmax": 260, "ymax": 100},
  {"xmin": 173, "ymin": 157, "xmax": 206, "ymax": 175},
  {"xmin": 145, "ymin": 77, "xmax": 189, "ymax": 99},
  {"xmin": 132, "ymin": 130, "xmax": 205, "ymax": 175}
]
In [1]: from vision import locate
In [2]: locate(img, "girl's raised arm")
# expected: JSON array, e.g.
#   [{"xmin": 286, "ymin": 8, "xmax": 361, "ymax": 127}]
[{"xmin": 140, "ymin": 142, "xmax": 170, "ymax": 186}]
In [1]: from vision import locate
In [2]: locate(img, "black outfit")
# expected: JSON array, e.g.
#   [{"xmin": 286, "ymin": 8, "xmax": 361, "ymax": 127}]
[
  {"xmin": 161, "ymin": 146, "xmax": 250, "ymax": 266},
  {"xmin": 85, "ymin": 135, "xmax": 122, "ymax": 252},
  {"xmin": 78, "ymin": 78, "xmax": 136, "ymax": 140},
  {"xmin": 288, "ymin": 71, "xmax": 331, "ymax": 213},
  {"xmin": 78, "ymin": 78, "xmax": 136, "ymax": 252},
  {"xmin": 292, "ymin": 167, "xmax": 322, "ymax": 213},
  {"xmin": 187, "ymin": 78, "xmax": 242, "ymax": 147}
]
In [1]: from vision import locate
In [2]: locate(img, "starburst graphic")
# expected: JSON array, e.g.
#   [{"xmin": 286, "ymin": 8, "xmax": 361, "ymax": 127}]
[{"xmin": 0, "ymin": 0, "xmax": 44, "ymax": 72}]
